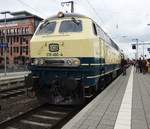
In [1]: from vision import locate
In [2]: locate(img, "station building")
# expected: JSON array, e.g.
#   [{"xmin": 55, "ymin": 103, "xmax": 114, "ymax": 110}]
[{"xmin": 0, "ymin": 11, "xmax": 43, "ymax": 66}]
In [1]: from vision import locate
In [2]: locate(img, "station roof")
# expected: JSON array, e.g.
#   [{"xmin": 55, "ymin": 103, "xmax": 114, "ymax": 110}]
[
  {"xmin": 0, "ymin": 11, "xmax": 43, "ymax": 23},
  {"xmin": 11, "ymin": 11, "xmax": 36, "ymax": 17}
]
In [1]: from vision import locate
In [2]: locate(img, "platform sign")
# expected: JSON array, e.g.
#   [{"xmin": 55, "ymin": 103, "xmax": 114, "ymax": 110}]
[
  {"xmin": 147, "ymin": 48, "xmax": 150, "ymax": 51},
  {"xmin": 0, "ymin": 43, "xmax": 8, "ymax": 48}
]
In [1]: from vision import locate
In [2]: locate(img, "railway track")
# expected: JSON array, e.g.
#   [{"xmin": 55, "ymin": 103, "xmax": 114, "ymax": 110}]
[
  {"xmin": 0, "ymin": 86, "xmax": 27, "ymax": 99},
  {"xmin": 0, "ymin": 104, "xmax": 79, "ymax": 129}
]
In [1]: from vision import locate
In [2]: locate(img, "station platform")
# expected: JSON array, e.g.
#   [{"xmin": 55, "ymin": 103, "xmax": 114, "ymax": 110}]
[
  {"xmin": 0, "ymin": 71, "xmax": 30, "ymax": 80},
  {"xmin": 0, "ymin": 71, "xmax": 29, "ymax": 77},
  {"xmin": 62, "ymin": 67, "xmax": 150, "ymax": 129}
]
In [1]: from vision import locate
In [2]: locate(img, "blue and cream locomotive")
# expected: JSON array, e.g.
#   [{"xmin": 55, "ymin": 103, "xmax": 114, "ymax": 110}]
[{"xmin": 26, "ymin": 12, "xmax": 122, "ymax": 104}]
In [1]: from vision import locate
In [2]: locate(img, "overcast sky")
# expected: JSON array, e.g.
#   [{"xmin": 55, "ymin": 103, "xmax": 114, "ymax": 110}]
[{"xmin": 1, "ymin": 0, "xmax": 150, "ymax": 59}]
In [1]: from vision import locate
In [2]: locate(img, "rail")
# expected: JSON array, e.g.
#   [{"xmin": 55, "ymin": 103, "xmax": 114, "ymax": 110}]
[{"xmin": 0, "ymin": 104, "xmax": 79, "ymax": 129}]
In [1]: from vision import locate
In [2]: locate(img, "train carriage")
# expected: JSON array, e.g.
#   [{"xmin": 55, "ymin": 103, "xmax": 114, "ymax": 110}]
[{"xmin": 25, "ymin": 12, "xmax": 122, "ymax": 105}]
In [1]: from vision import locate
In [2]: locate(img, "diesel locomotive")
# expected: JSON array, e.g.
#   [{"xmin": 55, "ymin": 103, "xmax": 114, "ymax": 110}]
[{"xmin": 25, "ymin": 12, "xmax": 123, "ymax": 105}]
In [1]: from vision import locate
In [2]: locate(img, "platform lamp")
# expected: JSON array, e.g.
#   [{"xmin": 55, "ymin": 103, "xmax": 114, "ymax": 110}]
[
  {"xmin": 147, "ymin": 24, "xmax": 150, "ymax": 56},
  {"xmin": 0, "ymin": 11, "xmax": 11, "ymax": 76}
]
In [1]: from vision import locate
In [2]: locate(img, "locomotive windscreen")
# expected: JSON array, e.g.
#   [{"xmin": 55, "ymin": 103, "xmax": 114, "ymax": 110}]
[
  {"xmin": 36, "ymin": 21, "xmax": 56, "ymax": 35},
  {"xmin": 59, "ymin": 20, "xmax": 82, "ymax": 32}
]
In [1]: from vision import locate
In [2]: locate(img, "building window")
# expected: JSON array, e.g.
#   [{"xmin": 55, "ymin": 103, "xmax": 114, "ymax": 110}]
[
  {"xmin": 7, "ymin": 37, "xmax": 9, "ymax": 43},
  {"xmin": 17, "ymin": 37, "xmax": 19, "ymax": 42},
  {"xmin": 17, "ymin": 28, "xmax": 19, "ymax": 34},
  {"xmin": 0, "ymin": 38, "xmax": 3, "ymax": 43},
  {"xmin": 13, "ymin": 47, "xmax": 15, "ymax": 53},
  {"xmin": 26, "ymin": 46, "xmax": 28, "ymax": 55},
  {"xmin": 20, "ymin": 46, "xmax": 22, "ymax": 55},
  {"xmin": 7, "ymin": 47, "xmax": 9, "ymax": 53},
  {"xmin": 20, "ymin": 37, "xmax": 22, "ymax": 44},
  {"xmin": 14, "ymin": 28, "xmax": 17, "ymax": 34},
  {"xmin": 23, "ymin": 37, "xmax": 26, "ymax": 42},
  {"xmin": 13, "ymin": 36, "xmax": 15, "ymax": 42},
  {"xmin": 26, "ymin": 39, "xmax": 28, "ymax": 44},
  {"xmin": 10, "ymin": 37, "xmax": 13, "ymax": 45},
  {"xmin": 10, "ymin": 29, "xmax": 14, "ymax": 34},
  {"xmin": 1, "ymin": 48, "xmax": 3, "ymax": 56},
  {"xmin": 13, "ymin": 47, "xmax": 19, "ymax": 53},
  {"xmin": 23, "ymin": 46, "xmax": 26, "ymax": 53},
  {"xmin": 16, "ymin": 47, "xmax": 19, "ymax": 53},
  {"xmin": 22, "ymin": 28, "xmax": 26, "ymax": 34},
  {"xmin": 10, "ymin": 47, "xmax": 12, "ymax": 55},
  {"xmin": 8, "ymin": 29, "xmax": 11, "ymax": 34},
  {"xmin": 6, "ymin": 29, "xmax": 9, "ymax": 34},
  {"xmin": 18, "ymin": 28, "xmax": 21, "ymax": 34}
]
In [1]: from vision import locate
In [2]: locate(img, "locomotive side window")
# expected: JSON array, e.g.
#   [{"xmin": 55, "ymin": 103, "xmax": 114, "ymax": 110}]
[
  {"xmin": 92, "ymin": 23, "xmax": 97, "ymax": 36},
  {"xmin": 36, "ymin": 21, "xmax": 56, "ymax": 35},
  {"xmin": 59, "ymin": 20, "xmax": 82, "ymax": 32}
]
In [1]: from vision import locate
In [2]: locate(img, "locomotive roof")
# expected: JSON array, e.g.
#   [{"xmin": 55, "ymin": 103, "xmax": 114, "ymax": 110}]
[{"xmin": 47, "ymin": 13, "xmax": 89, "ymax": 20}]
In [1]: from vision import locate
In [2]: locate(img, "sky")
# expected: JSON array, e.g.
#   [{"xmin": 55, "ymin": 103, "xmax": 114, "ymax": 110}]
[{"xmin": 1, "ymin": 0, "xmax": 150, "ymax": 59}]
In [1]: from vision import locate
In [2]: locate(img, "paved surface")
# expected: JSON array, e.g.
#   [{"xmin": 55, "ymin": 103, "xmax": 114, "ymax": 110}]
[
  {"xmin": 62, "ymin": 67, "xmax": 150, "ymax": 129},
  {"xmin": 132, "ymin": 69, "xmax": 150, "ymax": 129}
]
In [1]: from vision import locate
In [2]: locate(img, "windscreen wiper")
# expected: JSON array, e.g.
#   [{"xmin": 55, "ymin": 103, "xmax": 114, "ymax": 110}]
[{"xmin": 71, "ymin": 17, "xmax": 80, "ymax": 25}]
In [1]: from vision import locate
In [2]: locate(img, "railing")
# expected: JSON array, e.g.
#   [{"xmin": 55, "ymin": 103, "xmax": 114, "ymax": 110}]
[{"xmin": 0, "ymin": 75, "xmax": 26, "ymax": 92}]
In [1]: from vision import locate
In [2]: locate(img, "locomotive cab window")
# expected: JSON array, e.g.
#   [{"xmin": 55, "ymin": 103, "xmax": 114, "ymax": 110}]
[
  {"xmin": 36, "ymin": 21, "xmax": 56, "ymax": 35},
  {"xmin": 59, "ymin": 20, "xmax": 82, "ymax": 32}
]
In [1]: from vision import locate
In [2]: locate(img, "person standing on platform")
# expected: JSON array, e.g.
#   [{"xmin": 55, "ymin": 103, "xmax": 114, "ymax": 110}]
[
  {"xmin": 135, "ymin": 60, "xmax": 139, "ymax": 72},
  {"xmin": 146, "ymin": 60, "xmax": 149, "ymax": 73},
  {"xmin": 143, "ymin": 59, "xmax": 149, "ymax": 74},
  {"xmin": 121, "ymin": 58, "xmax": 127, "ymax": 75},
  {"xmin": 142, "ymin": 59, "xmax": 147, "ymax": 74},
  {"xmin": 138, "ymin": 58, "xmax": 143, "ymax": 73}
]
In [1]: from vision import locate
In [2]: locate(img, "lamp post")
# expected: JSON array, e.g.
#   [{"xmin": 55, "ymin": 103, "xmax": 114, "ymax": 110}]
[
  {"xmin": 0, "ymin": 11, "xmax": 11, "ymax": 76},
  {"xmin": 140, "ymin": 41, "xmax": 144, "ymax": 57},
  {"xmin": 132, "ymin": 38, "xmax": 139, "ymax": 59}
]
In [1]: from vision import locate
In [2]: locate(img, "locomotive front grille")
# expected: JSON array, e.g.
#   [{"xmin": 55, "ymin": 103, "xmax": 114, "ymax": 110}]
[
  {"xmin": 32, "ymin": 58, "xmax": 80, "ymax": 67},
  {"xmin": 45, "ymin": 60, "xmax": 65, "ymax": 65}
]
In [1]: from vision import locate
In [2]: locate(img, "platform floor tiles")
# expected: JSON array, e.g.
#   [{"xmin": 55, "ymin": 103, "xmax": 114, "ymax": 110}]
[{"xmin": 62, "ymin": 67, "xmax": 150, "ymax": 129}]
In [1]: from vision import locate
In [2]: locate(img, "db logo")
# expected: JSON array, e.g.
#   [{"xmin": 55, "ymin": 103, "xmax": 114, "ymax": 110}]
[{"xmin": 49, "ymin": 43, "xmax": 59, "ymax": 52}]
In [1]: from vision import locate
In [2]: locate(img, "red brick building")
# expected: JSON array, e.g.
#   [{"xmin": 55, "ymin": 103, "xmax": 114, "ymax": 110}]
[{"xmin": 0, "ymin": 11, "xmax": 42, "ymax": 65}]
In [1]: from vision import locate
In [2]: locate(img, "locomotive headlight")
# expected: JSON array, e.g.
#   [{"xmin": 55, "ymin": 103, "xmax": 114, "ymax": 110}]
[
  {"xmin": 65, "ymin": 58, "xmax": 80, "ymax": 67},
  {"xmin": 39, "ymin": 58, "xmax": 44, "ymax": 65},
  {"xmin": 66, "ymin": 60, "xmax": 72, "ymax": 65},
  {"xmin": 73, "ymin": 59, "xmax": 80, "ymax": 66}
]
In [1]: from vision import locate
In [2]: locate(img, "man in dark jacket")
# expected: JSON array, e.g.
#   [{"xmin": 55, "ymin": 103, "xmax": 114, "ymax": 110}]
[
  {"xmin": 138, "ymin": 58, "xmax": 143, "ymax": 73},
  {"xmin": 121, "ymin": 58, "xmax": 127, "ymax": 75}
]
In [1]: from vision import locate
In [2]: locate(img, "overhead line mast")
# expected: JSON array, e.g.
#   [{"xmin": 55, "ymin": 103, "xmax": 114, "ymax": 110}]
[{"xmin": 61, "ymin": 1, "xmax": 74, "ymax": 13}]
